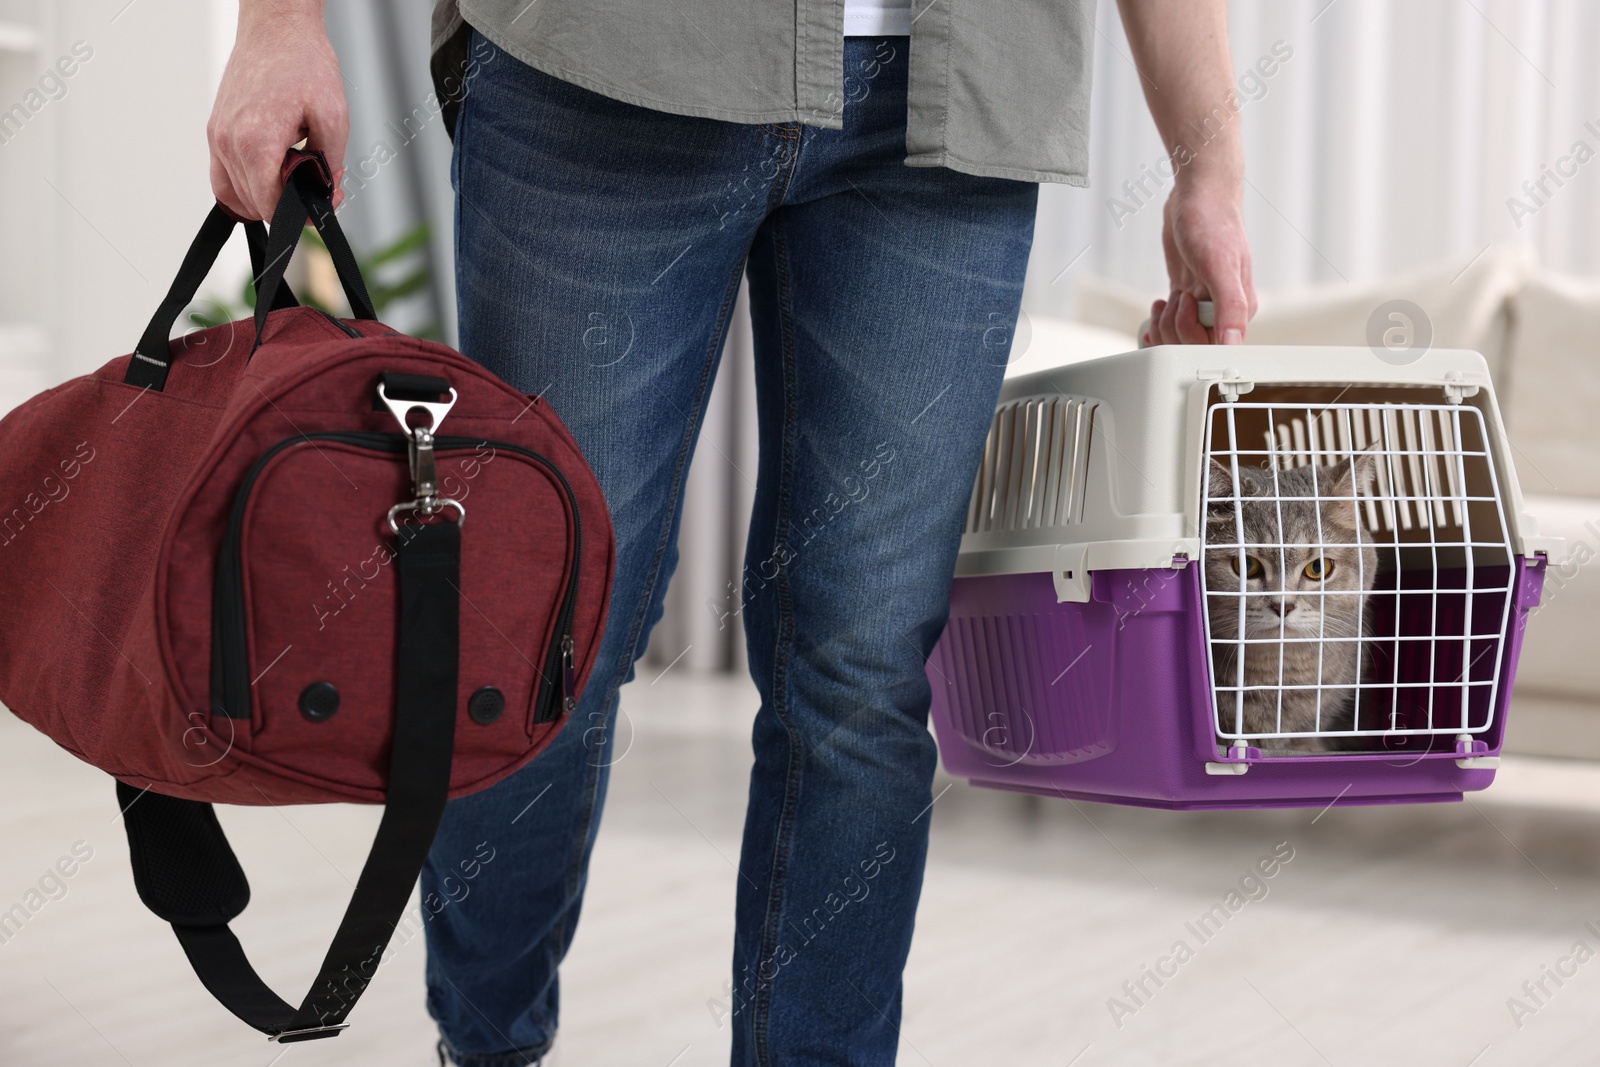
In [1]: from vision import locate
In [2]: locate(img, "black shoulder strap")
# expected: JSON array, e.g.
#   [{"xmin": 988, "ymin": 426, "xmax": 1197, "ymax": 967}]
[{"xmin": 119, "ymin": 519, "xmax": 461, "ymax": 1042}]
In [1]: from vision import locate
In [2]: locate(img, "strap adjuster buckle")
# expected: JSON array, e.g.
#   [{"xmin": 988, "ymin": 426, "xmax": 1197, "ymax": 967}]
[{"xmin": 271, "ymin": 1023, "xmax": 350, "ymax": 1043}]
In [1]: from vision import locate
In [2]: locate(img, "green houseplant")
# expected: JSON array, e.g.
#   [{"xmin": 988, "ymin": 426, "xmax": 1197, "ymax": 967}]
[{"xmin": 186, "ymin": 221, "xmax": 438, "ymax": 340}]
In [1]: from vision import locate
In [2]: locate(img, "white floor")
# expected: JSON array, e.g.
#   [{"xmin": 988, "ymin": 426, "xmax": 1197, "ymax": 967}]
[{"xmin": 4, "ymin": 676, "xmax": 1600, "ymax": 1066}]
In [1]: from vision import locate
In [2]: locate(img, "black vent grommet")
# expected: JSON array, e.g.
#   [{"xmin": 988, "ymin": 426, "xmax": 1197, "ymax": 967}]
[
  {"xmin": 468, "ymin": 686, "xmax": 505, "ymax": 726},
  {"xmin": 299, "ymin": 681, "xmax": 340, "ymax": 722}
]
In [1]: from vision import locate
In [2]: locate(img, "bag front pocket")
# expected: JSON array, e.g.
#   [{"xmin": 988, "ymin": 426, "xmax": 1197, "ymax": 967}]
[{"xmin": 212, "ymin": 431, "xmax": 581, "ymax": 793}]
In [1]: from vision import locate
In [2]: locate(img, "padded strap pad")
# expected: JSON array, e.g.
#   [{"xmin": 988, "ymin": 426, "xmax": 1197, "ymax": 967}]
[
  {"xmin": 113, "ymin": 519, "xmax": 462, "ymax": 1041},
  {"xmin": 119, "ymin": 781, "xmax": 250, "ymax": 927}
]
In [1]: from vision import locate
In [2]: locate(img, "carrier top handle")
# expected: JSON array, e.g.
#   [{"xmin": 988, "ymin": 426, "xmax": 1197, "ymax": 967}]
[
  {"xmin": 124, "ymin": 205, "xmax": 300, "ymax": 392},
  {"xmin": 251, "ymin": 148, "xmax": 378, "ymax": 352},
  {"xmin": 118, "ymin": 520, "xmax": 461, "ymax": 1041}
]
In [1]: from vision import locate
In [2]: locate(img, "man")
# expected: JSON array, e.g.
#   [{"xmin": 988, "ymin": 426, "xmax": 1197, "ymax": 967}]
[{"xmin": 209, "ymin": 1, "xmax": 1255, "ymax": 1063}]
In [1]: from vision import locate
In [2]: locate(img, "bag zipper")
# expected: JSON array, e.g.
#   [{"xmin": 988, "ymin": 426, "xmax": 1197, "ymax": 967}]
[
  {"xmin": 437, "ymin": 433, "xmax": 585, "ymax": 725},
  {"xmin": 212, "ymin": 430, "xmax": 582, "ymax": 728},
  {"xmin": 311, "ymin": 307, "xmax": 361, "ymax": 338}
]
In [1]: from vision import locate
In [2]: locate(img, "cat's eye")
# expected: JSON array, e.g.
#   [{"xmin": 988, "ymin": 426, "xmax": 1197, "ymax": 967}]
[
  {"xmin": 1229, "ymin": 555, "xmax": 1263, "ymax": 579},
  {"xmin": 1303, "ymin": 557, "xmax": 1334, "ymax": 581}
]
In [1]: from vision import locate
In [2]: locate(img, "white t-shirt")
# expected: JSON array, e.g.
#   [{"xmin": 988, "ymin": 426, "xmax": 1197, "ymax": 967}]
[{"xmin": 843, "ymin": 0, "xmax": 911, "ymax": 36}]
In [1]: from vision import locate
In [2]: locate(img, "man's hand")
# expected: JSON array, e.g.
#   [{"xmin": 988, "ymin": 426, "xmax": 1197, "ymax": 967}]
[
  {"xmin": 208, "ymin": 0, "xmax": 346, "ymax": 220},
  {"xmin": 1146, "ymin": 177, "xmax": 1256, "ymax": 345},
  {"xmin": 1117, "ymin": 0, "xmax": 1257, "ymax": 345}
]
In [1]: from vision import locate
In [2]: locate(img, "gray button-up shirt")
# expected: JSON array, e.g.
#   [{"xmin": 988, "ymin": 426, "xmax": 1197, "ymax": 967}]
[{"xmin": 429, "ymin": 0, "xmax": 1096, "ymax": 186}]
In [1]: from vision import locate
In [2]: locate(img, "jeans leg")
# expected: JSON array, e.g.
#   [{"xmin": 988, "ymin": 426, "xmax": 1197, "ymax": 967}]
[
  {"xmin": 728, "ymin": 41, "xmax": 1039, "ymax": 1065},
  {"xmin": 422, "ymin": 32, "xmax": 788, "ymax": 1066}
]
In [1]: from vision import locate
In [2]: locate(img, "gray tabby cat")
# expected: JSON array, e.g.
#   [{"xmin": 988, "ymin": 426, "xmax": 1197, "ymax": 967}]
[{"xmin": 1204, "ymin": 453, "xmax": 1378, "ymax": 753}]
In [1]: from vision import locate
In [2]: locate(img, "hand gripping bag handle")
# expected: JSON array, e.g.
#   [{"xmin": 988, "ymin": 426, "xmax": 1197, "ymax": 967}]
[
  {"xmin": 119, "ymin": 520, "xmax": 462, "ymax": 1042},
  {"xmin": 251, "ymin": 147, "xmax": 378, "ymax": 351},
  {"xmin": 124, "ymin": 148, "xmax": 376, "ymax": 392}
]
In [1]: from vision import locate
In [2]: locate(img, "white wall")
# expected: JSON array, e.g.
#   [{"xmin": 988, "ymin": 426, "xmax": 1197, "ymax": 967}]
[{"xmin": 0, "ymin": 0, "xmax": 232, "ymax": 410}]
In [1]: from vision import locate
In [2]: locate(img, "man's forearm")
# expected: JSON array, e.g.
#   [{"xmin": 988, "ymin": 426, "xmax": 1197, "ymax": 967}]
[
  {"xmin": 211, "ymin": 0, "xmax": 344, "ymax": 218},
  {"xmin": 236, "ymin": 0, "xmax": 327, "ymax": 44},
  {"xmin": 239, "ymin": 0, "xmax": 325, "ymax": 20},
  {"xmin": 1114, "ymin": 0, "xmax": 1242, "ymax": 193}
]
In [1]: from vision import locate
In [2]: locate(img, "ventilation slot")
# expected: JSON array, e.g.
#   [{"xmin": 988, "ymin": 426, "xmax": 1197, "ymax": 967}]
[
  {"xmin": 966, "ymin": 395, "xmax": 1097, "ymax": 535},
  {"xmin": 1260, "ymin": 405, "xmax": 1472, "ymax": 535}
]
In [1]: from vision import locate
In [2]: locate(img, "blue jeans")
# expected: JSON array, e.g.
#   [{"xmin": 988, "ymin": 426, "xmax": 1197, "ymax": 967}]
[{"xmin": 424, "ymin": 30, "xmax": 1038, "ymax": 1067}]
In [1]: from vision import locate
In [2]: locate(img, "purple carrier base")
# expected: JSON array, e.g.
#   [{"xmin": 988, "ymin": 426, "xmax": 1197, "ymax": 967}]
[{"xmin": 927, "ymin": 558, "xmax": 1546, "ymax": 811}]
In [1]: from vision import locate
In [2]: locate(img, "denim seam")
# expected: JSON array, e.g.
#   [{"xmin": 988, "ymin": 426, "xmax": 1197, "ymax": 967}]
[
  {"xmin": 562, "ymin": 732, "xmax": 602, "ymax": 905},
  {"xmin": 749, "ymin": 150, "xmax": 804, "ymax": 1067},
  {"xmin": 762, "ymin": 126, "xmax": 802, "ymax": 211},
  {"xmin": 559, "ymin": 260, "xmax": 748, "ymax": 908},
  {"xmin": 561, "ymin": 246, "xmax": 749, "ymax": 885},
  {"xmin": 451, "ymin": 70, "xmax": 467, "ymax": 305},
  {"xmin": 606, "ymin": 266, "xmax": 746, "ymax": 699},
  {"xmin": 749, "ymin": 213, "xmax": 804, "ymax": 1067},
  {"xmin": 448, "ymin": 78, "xmax": 561, "ymax": 1048}
]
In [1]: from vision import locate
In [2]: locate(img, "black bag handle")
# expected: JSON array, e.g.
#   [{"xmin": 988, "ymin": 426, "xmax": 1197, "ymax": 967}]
[
  {"xmin": 119, "ymin": 520, "xmax": 461, "ymax": 1042},
  {"xmin": 123, "ymin": 206, "xmax": 300, "ymax": 392},
  {"xmin": 125, "ymin": 148, "xmax": 380, "ymax": 392},
  {"xmin": 251, "ymin": 148, "xmax": 378, "ymax": 352}
]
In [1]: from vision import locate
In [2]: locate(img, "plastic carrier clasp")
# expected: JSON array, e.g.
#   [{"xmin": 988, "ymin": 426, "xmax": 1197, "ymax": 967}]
[
  {"xmin": 1205, "ymin": 738, "xmax": 1252, "ymax": 775},
  {"xmin": 1454, "ymin": 732, "xmax": 1500, "ymax": 770},
  {"xmin": 1196, "ymin": 367, "xmax": 1254, "ymax": 403}
]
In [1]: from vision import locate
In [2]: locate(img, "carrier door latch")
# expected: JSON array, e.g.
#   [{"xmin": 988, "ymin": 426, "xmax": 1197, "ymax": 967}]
[
  {"xmin": 1455, "ymin": 732, "xmax": 1500, "ymax": 770},
  {"xmin": 1196, "ymin": 369, "xmax": 1254, "ymax": 403},
  {"xmin": 1053, "ymin": 543, "xmax": 1093, "ymax": 603},
  {"xmin": 1440, "ymin": 371, "xmax": 1481, "ymax": 404},
  {"xmin": 1206, "ymin": 738, "xmax": 1252, "ymax": 775}
]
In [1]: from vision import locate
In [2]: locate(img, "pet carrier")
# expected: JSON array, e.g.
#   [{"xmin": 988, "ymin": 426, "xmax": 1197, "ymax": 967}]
[{"xmin": 927, "ymin": 344, "xmax": 1563, "ymax": 809}]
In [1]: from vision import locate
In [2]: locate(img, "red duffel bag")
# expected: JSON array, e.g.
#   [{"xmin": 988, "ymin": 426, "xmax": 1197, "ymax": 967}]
[{"xmin": 0, "ymin": 150, "xmax": 614, "ymax": 1042}]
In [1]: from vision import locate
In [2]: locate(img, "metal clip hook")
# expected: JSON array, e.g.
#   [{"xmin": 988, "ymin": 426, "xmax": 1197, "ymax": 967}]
[
  {"xmin": 378, "ymin": 381, "xmax": 461, "ymax": 532},
  {"xmin": 377, "ymin": 381, "xmax": 458, "ymax": 441},
  {"xmin": 409, "ymin": 424, "xmax": 439, "ymax": 500},
  {"xmin": 388, "ymin": 496, "xmax": 465, "ymax": 534}
]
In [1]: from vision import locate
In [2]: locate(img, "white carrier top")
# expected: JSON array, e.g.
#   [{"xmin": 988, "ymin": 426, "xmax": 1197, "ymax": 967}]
[{"xmin": 956, "ymin": 344, "xmax": 1566, "ymax": 601}]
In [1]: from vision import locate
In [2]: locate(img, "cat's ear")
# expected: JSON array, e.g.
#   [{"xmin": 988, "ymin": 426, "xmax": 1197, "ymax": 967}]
[
  {"xmin": 1319, "ymin": 451, "xmax": 1377, "ymax": 529},
  {"xmin": 1350, "ymin": 449, "xmax": 1379, "ymax": 496},
  {"xmin": 1321, "ymin": 450, "xmax": 1379, "ymax": 498},
  {"xmin": 1206, "ymin": 459, "xmax": 1237, "ymax": 509}
]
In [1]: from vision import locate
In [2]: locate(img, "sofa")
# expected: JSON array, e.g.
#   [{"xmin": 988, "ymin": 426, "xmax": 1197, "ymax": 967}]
[{"xmin": 1014, "ymin": 245, "xmax": 1600, "ymax": 758}]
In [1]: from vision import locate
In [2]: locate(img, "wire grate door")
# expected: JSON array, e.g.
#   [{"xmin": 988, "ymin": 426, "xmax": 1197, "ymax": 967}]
[{"xmin": 1200, "ymin": 401, "xmax": 1518, "ymax": 753}]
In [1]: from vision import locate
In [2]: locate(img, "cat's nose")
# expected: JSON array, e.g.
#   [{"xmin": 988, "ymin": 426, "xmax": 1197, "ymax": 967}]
[{"xmin": 1268, "ymin": 599, "xmax": 1296, "ymax": 616}]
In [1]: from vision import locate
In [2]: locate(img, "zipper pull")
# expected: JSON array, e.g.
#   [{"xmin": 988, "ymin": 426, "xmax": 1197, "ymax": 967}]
[{"xmin": 560, "ymin": 635, "xmax": 577, "ymax": 716}]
